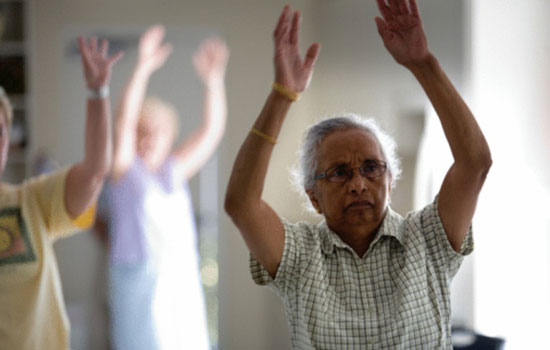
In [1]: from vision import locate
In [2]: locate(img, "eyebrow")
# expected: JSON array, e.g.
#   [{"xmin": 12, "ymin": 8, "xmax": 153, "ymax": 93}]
[
  {"xmin": 324, "ymin": 161, "xmax": 349, "ymax": 170},
  {"xmin": 326, "ymin": 157, "xmax": 382, "ymax": 169}
]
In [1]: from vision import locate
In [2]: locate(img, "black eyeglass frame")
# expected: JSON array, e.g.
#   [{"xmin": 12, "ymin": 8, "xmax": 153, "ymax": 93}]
[{"xmin": 314, "ymin": 159, "xmax": 388, "ymax": 183}]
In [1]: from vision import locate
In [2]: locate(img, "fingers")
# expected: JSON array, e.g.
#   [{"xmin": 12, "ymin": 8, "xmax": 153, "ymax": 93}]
[
  {"xmin": 303, "ymin": 42, "xmax": 320, "ymax": 69},
  {"xmin": 289, "ymin": 11, "xmax": 301, "ymax": 47},
  {"xmin": 143, "ymin": 24, "xmax": 165, "ymax": 43},
  {"xmin": 139, "ymin": 24, "xmax": 166, "ymax": 57},
  {"xmin": 377, "ymin": 0, "xmax": 412, "ymax": 19},
  {"xmin": 396, "ymin": 0, "xmax": 409, "ymax": 15},
  {"xmin": 273, "ymin": 5, "xmax": 290, "ymax": 39},
  {"xmin": 107, "ymin": 51, "xmax": 124, "ymax": 66},
  {"xmin": 375, "ymin": 0, "xmax": 393, "ymax": 21},
  {"xmin": 159, "ymin": 42, "xmax": 173, "ymax": 60},
  {"xmin": 374, "ymin": 17, "xmax": 392, "ymax": 43},
  {"xmin": 194, "ymin": 38, "xmax": 228, "ymax": 68},
  {"xmin": 77, "ymin": 36, "xmax": 92, "ymax": 68},
  {"xmin": 100, "ymin": 39, "xmax": 108, "ymax": 57},
  {"xmin": 409, "ymin": 0, "xmax": 420, "ymax": 17},
  {"xmin": 389, "ymin": 0, "xmax": 400, "ymax": 16},
  {"xmin": 274, "ymin": 5, "xmax": 299, "ymax": 48},
  {"xmin": 89, "ymin": 36, "xmax": 98, "ymax": 53}
]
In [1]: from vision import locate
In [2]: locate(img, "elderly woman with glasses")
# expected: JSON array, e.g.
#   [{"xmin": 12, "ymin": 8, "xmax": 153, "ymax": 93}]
[{"xmin": 225, "ymin": 0, "xmax": 491, "ymax": 348}]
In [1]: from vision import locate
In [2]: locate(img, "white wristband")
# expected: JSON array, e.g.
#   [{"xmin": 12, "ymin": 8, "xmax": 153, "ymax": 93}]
[{"xmin": 87, "ymin": 86, "xmax": 109, "ymax": 99}]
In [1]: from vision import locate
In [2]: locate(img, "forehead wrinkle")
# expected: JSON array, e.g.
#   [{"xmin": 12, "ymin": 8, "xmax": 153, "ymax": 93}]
[{"xmin": 317, "ymin": 129, "xmax": 384, "ymax": 169}]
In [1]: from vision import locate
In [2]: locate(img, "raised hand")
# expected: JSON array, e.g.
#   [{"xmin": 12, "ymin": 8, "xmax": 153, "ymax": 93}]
[
  {"xmin": 137, "ymin": 25, "xmax": 173, "ymax": 74},
  {"xmin": 273, "ymin": 5, "xmax": 320, "ymax": 93},
  {"xmin": 374, "ymin": 0, "xmax": 430, "ymax": 67},
  {"xmin": 78, "ymin": 36, "xmax": 123, "ymax": 89},
  {"xmin": 193, "ymin": 38, "xmax": 229, "ymax": 86}
]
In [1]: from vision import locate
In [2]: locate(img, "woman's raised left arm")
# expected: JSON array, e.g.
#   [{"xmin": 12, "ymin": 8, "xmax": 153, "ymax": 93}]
[
  {"xmin": 375, "ymin": 0, "xmax": 492, "ymax": 251},
  {"xmin": 171, "ymin": 38, "xmax": 229, "ymax": 180}
]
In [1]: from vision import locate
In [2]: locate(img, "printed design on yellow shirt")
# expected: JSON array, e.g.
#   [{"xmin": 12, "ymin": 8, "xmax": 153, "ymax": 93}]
[{"xmin": 0, "ymin": 207, "xmax": 35, "ymax": 265}]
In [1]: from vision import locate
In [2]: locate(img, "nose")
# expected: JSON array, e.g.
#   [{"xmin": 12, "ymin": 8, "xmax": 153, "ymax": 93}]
[{"xmin": 347, "ymin": 169, "xmax": 368, "ymax": 195}]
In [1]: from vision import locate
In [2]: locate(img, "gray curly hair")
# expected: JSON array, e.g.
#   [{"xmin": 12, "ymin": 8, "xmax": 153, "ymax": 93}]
[{"xmin": 292, "ymin": 114, "xmax": 401, "ymax": 196}]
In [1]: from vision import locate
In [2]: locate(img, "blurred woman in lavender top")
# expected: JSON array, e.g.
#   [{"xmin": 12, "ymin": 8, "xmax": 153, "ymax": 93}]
[{"xmin": 99, "ymin": 25, "xmax": 228, "ymax": 350}]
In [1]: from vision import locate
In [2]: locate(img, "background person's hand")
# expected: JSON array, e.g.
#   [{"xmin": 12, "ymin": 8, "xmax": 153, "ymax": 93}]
[
  {"xmin": 78, "ymin": 36, "xmax": 123, "ymax": 89},
  {"xmin": 193, "ymin": 38, "xmax": 229, "ymax": 86},
  {"xmin": 273, "ymin": 5, "xmax": 320, "ymax": 93},
  {"xmin": 137, "ymin": 25, "xmax": 173, "ymax": 74},
  {"xmin": 374, "ymin": 0, "xmax": 430, "ymax": 68}
]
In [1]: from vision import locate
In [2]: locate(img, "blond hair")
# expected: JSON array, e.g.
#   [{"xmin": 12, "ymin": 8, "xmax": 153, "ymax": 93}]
[{"xmin": 139, "ymin": 96, "xmax": 180, "ymax": 139}]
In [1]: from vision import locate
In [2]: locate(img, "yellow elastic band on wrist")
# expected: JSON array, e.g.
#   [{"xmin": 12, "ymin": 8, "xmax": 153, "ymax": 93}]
[
  {"xmin": 272, "ymin": 82, "xmax": 300, "ymax": 102},
  {"xmin": 250, "ymin": 128, "xmax": 277, "ymax": 145}
]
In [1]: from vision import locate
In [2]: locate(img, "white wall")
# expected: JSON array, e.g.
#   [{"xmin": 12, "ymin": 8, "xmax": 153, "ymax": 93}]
[
  {"xmin": 469, "ymin": 0, "xmax": 550, "ymax": 348},
  {"xmin": 28, "ymin": 0, "xmax": 466, "ymax": 349}
]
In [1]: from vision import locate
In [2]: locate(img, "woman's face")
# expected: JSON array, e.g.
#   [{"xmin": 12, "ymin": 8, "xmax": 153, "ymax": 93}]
[
  {"xmin": 0, "ymin": 111, "xmax": 9, "ymax": 178},
  {"xmin": 136, "ymin": 115, "xmax": 174, "ymax": 170},
  {"xmin": 306, "ymin": 128, "xmax": 391, "ymax": 236}
]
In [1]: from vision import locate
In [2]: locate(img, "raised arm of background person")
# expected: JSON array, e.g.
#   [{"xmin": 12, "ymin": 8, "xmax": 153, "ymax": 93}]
[
  {"xmin": 111, "ymin": 25, "xmax": 172, "ymax": 180},
  {"xmin": 172, "ymin": 38, "xmax": 229, "ymax": 180},
  {"xmin": 225, "ymin": 5, "xmax": 320, "ymax": 277},
  {"xmin": 375, "ymin": 0, "xmax": 492, "ymax": 252},
  {"xmin": 64, "ymin": 36, "xmax": 122, "ymax": 220}
]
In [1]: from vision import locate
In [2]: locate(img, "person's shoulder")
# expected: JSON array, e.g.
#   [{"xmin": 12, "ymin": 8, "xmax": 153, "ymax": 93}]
[
  {"xmin": 281, "ymin": 218, "xmax": 324, "ymax": 247},
  {"xmin": 282, "ymin": 218, "xmax": 321, "ymax": 235},
  {"xmin": 21, "ymin": 168, "xmax": 69, "ymax": 191},
  {"xmin": 400, "ymin": 196, "xmax": 443, "ymax": 246},
  {"xmin": 403, "ymin": 196, "xmax": 438, "ymax": 224}
]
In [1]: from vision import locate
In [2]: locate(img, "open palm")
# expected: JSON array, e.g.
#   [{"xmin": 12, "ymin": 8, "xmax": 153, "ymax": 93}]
[
  {"xmin": 78, "ymin": 36, "xmax": 123, "ymax": 89},
  {"xmin": 137, "ymin": 25, "xmax": 172, "ymax": 73},
  {"xmin": 193, "ymin": 38, "xmax": 229, "ymax": 86},
  {"xmin": 273, "ymin": 5, "xmax": 320, "ymax": 93},
  {"xmin": 375, "ymin": 0, "xmax": 430, "ymax": 67}
]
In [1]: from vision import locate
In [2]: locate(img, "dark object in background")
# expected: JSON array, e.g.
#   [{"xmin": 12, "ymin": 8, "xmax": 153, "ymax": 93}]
[
  {"xmin": 0, "ymin": 56, "xmax": 25, "ymax": 94},
  {"xmin": 452, "ymin": 327, "xmax": 505, "ymax": 350}
]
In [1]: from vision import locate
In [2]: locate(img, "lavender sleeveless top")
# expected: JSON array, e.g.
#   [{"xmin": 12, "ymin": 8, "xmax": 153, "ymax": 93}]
[{"xmin": 106, "ymin": 157, "xmax": 197, "ymax": 264}]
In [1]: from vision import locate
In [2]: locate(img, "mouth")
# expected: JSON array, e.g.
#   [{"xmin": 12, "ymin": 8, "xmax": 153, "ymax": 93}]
[{"xmin": 346, "ymin": 200, "xmax": 374, "ymax": 210}]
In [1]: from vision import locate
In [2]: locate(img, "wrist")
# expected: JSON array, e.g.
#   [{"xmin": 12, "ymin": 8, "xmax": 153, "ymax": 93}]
[
  {"xmin": 134, "ymin": 63, "xmax": 156, "ymax": 78},
  {"xmin": 87, "ymin": 85, "xmax": 109, "ymax": 99},
  {"xmin": 406, "ymin": 53, "xmax": 438, "ymax": 75},
  {"xmin": 272, "ymin": 82, "xmax": 300, "ymax": 102},
  {"xmin": 204, "ymin": 77, "xmax": 224, "ymax": 89}
]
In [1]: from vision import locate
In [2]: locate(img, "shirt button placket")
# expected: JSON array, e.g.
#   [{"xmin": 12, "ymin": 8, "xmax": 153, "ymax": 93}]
[{"xmin": 362, "ymin": 256, "xmax": 379, "ymax": 349}]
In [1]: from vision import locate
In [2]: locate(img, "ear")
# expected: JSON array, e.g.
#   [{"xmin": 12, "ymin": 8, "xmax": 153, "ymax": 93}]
[{"xmin": 306, "ymin": 188, "xmax": 322, "ymax": 214}]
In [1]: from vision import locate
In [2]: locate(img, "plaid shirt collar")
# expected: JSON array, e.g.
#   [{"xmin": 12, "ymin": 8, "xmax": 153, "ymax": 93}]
[{"xmin": 318, "ymin": 207, "xmax": 404, "ymax": 256}]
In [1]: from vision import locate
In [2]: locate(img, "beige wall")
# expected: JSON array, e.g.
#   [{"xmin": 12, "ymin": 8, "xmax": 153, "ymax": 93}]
[{"xmin": 29, "ymin": 0, "xmax": 465, "ymax": 349}]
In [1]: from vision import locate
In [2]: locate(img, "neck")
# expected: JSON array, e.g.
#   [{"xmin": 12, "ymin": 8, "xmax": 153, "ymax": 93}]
[
  {"xmin": 338, "ymin": 226, "xmax": 378, "ymax": 257},
  {"xmin": 331, "ymin": 211, "xmax": 387, "ymax": 257}
]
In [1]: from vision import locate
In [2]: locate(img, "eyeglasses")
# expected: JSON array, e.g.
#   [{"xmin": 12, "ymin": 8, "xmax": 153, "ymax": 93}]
[{"xmin": 314, "ymin": 159, "xmax": 388, "ymax": 183}]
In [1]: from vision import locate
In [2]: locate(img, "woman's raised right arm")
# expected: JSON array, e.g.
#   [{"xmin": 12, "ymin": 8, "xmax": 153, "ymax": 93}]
[
  {"xmin": 111, "ymin": 25, "xmax": 172, "ymax": 179},
  {"xmin": 224, "ymin": 5, "xmax": 319, "ymax": 277}
]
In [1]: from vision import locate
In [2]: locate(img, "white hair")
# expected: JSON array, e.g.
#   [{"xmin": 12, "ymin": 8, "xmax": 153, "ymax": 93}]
[{"xmin": 291, "ymin": 113, "xmax": 401, "ymax": 212}]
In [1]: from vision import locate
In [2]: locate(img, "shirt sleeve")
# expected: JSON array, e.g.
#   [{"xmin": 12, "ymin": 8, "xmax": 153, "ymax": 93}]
[
  {"xmin": 25, "ymin": 167, "xmax": 96, "ymax": 241},
  {"xmin": 249, "ymin": 218, "xmax": 303, "ymax": 296},
  {"xmin": 419, "ymin": 195, "xmax": 474, "ymax": 278}
]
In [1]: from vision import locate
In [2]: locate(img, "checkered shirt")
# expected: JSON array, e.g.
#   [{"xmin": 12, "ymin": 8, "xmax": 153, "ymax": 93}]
[{"xmin": 250, "ymin": 196, "xmax": 473, "ymax": 349}]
